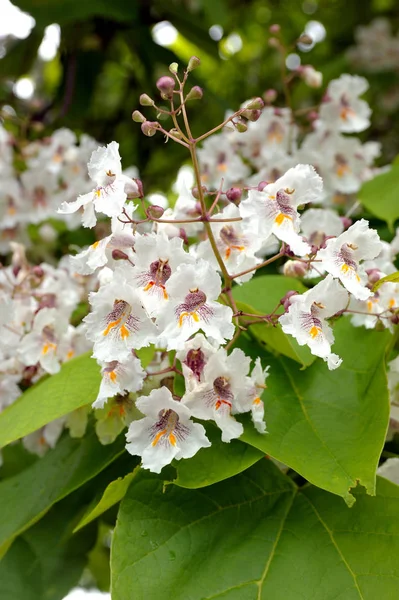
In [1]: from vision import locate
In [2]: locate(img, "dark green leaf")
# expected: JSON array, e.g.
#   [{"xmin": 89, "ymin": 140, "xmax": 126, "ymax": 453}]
[{"xmin": 358, "ymin": 165, "xmax": 399, "ymax": 229}]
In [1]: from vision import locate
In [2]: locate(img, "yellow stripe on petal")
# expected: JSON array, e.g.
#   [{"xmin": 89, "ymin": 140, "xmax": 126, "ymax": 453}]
[
  {"xmin": 103, "ymin": 318, "xmax": 121, "ymax": 336},
  {"xmin": 274, "ymin": 213, "xmax": 292, "ymax": 226},
  {"xmin": 152, "ymin": 430, "xmax": 166, "ymax": 446}
]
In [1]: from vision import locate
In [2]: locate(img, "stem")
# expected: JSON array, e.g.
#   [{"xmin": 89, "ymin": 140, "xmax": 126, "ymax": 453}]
[{"xmin": 230, "ymin": 250, "xmax": 285, "ymax": 280}]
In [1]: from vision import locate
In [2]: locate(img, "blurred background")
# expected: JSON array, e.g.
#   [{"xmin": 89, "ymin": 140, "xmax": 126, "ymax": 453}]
[{"xmin": 1, "ymin": 0, "xmax": 399, "ymax": 196}]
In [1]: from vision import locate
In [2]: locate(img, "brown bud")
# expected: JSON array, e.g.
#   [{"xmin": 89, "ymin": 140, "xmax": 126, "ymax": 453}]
[
  {"xmin": 257, "ymin": 181, "xmax": 268, "ymax": 191},
  {"xmin": 245, "ymin": 97, "xmax": 265, "ymax": 110},
  {"xmin": 235, "ymin": 119, "xmax": 248, "ymax": 133},
  {"xmin": 146, "ymin": 205, "xmax": 165, "ymax": 219},
  {"xmin": 280, "ymin": 290, "xmax": 299, "ymax": 311},
  {"xmin": 226, "ymin": 187, "xmax": 242, "ymax": 203},
  {"xmin": 112, "ymin": 249, "xmax": 129, "ymax": 261},
  {"xmin": 141, "ymin": 121, "xmax": 158, "ymax": 137},
  {"xmin": 297, "ymin": 33, "xmax": 313, "ymax": 46},
  {"xmin": 283, "ymin": 260, "xmax": 308, "ymax": 278},
  {"xmin": 263, "ymin": 89, "xmax": 278, "ymax": 104}
]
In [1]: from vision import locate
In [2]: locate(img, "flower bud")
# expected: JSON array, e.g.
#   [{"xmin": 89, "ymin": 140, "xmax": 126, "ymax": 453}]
[
  {"xmin": 301, "ymin": 65, "xmax": 323, "ymax": 88},
  {"xmin": 245, "ymin": 97, "xmax": 265, "ymax": 110},
  {"xmin": 391, "ymin": 314, "xmax": 399, "ymax": 325},
  {"xmin": 156, "ymin": 76, "xmax": 176, "ymax": 97},
  {"xmin": 257, "ymin": 181, "xmax": 268, "ymax": 191},
  {"xmin": 268, "ymin": 37, "xmax": 280, "ymax": 48},
  {"xmin": 226, "ymin": 187, "xmax": 242, "ymax": 203},
  {"xmin": 112, "ymin": 249, "xmax": 129, "ymax": 261},
  {"xmin": 192, "ymin": 185, "xmax": 207, "ymax": 199},
  {"xmin": 283, "ymin": 260, "xmax": 308, "ymax": 278},
  {"xmin": 269, "ymin": 24, "xmax": 281, "ymax": 33},
  {"xmin": 235, "ymin": 119, "xmax": 248, "ymax": 133},
  {"xmin": 280, "ymin": 290, "xmax": 298, "ymax": 311},
  {"xmin": 32, "ymin": 265, "xmax": 45, "ymax": 278},
  {"xmin": 244, "ymin": 109, "xmax": 261, "ymax": 122},
  {"xmin": 125, "ymin": 177, "xmax": 144, "ymax": 199},
  {"xmin": 297, "ymin": 33, "xmax": 313, "ymax": 46},
  {"xmin": 187, "ymin": 56, "xmax": 201, "ymax": 72},
  {"xmin": 366, "ymin": 268, "xmax": 381, "ymax": 285},
  {"xmin": 185, "ymin": 86, "xmax": 203, "ymax": 101},
  {"xmin": 169, "ymin": 62, "xmax": 179, "ymax": 74},
  {"xmin": 146, "ymin": 205, "xmax": 165, "ymax": 219},
  {"xmin": 132, "ymin": 110, "xmax": 146, "ymax": 123},
  {"xmin": 179, "ymin": 228, "xmax": 189, "ymax": 245},
  {"xmin": 263, "ymin": 89, "xmax": 277, "ymax": 104},
  {"xmin": 141, "ymin": 121, "xmax": 158, "ymax": 137},
  {"xmin": 139, "ymin": 94, "xmax": 155, "ymax": 107},
  {"xmin": 340, "ymin": 216, "xmax": 352, "ymax": 230}
]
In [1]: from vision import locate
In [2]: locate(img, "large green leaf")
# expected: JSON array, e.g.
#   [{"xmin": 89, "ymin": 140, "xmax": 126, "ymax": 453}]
[
  {"xmin": 233, "ymin": 275, "xmax": 315, "ymax": 367},
  {"xmin": 358, "ymin": 165, "xmax": 399, "ymax": 229},
  {"xmin": 0, "ymin": 490, "xmax": 97, "ymax": 600},
  {"xmin": 111, "ymin": 460, "xmax": 399, "ymax": 600},
  {"xmin": 240, "ymin": 318, "xmax": 391, "ymax": 505},
  {"xmin": 0, "ymin": 352, "xmax": 100, "ymax": 448},
  {"xmin": 0, "ymin": 431, "xmax": 124, "ymax": 551},
  {"xmin": 12, "ymin": 0, "xmax": 138, "ymax": 25},
  {"xmin": 173, "ymin": 425, "xmax": 264, "ymax": 489}
]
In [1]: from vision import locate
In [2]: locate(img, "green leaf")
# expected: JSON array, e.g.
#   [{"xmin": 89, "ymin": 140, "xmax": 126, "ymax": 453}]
[
  {"xmin": 372, "ymin": 270, "xmax": 399, "ymax": 292},
  {"xmin": 12, "ymin": 0, "xmax": 138, "ymax": 26},
  {"xmin": 233, "ymin": 275, "xmax": 315, "ymax": 367},
  {"xmin": 111, "ymin": 460, "xmax": 399, "ymax": 600},
  {"xmin": 0, "ymin": 490, "xmax": 97, "ymax": 600},
  {"xmin": 74, "ymin": 469, "xmax": 138, "ymax": 532},
  {"xmin": 358, "ymin": 165, "xmax": 399, "ymax": 229},
  {"xmin": 240, "ymin": 318, "xmax": 391, "ymax": 505},
  {"xmin": 0, "ymin": 352, "xmax": 100, "ymax": 448},
  {"xmin": 173, "ymin": 425, "xmax": 264, "ymax": 489},
  {"xmin": 0, "ymin": 431, "xmax": 124, "ymax": 550}
]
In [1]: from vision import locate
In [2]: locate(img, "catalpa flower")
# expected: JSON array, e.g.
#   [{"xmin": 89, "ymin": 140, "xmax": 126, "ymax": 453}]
[
  {"xmin": 319, "ymin": 74, "xmax": 371, "ymax": 133},
  {"xmin": 240, "ymin": 164, "xmax": 323, "ymax": 256},
  {"xmin": 131, "ymin": 232, "xmax": 194, "ymax": 317},
  {"xmin": 58, "ymin": 142, "xmax": 140, "ymax": 227},
  {"xmin": 93, "ymin": 353, "xmax": 146, "ymax": 409},
  {"xmin": 317, "ymin": 219, "xmax": 382, "ymax": 300},
  {"xmin": 157, "ymin": 259, "xmax": 234, "ymax": 351},
  {"xmin": 279, "ymin": 275, "xmax": 349, "ymax": 370},
  {"xmin": 183, "ymin": 348, "xmax": 253, "ymax": 442},
  {"xmin": 84, "ymin": 270, "xmax": 157, "ymax": 362},
  {"xmin": 240, "ymin": 358, "xmax": 269, "ymax": 434},
  {"xmin": 126, "ymin": 387, "xmax": 210, "ymax": 473},
  {"xmin": 176, "ymin": 333, "xmax": 219, "ymax": 391},
  {"xmin": 196, "ymin": 204, "xmax": 262, "ymax": 282}
]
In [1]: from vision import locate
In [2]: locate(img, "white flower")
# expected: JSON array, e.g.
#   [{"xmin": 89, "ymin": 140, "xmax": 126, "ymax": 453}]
[
  {"xmin": 84, "ymin": 270, "xmax": 158, "ymax": 361},
  {"xmin": 93, "ymin": 353, "xmax": 146, "ymax": 409},
  {"xmin": 18, "ymin": 307, "xmax": 69, "ymax": 374},
  {"xmin": 319, "ymin": 74, "xmax": 371, "ymax": 133},
  {"xmin": 131, "ymin": 232, "xmax": 194, "ymax": 317},
  {"xmin": 317, "ymin": 219, "xmax": 383, "ymax": 300},
  {"xmin": 176, "ymin": 333, "xmax": 219, "ymax": 391},
  {"xmin": 183, "ymin": 348, "xmax": 253, "ymax": 442},
  {"xmin": 196, "ymin": 204, "xmax": 262, "ymax": 282},
  {"xmin": 300, "ymin": 208, "xmax": 344, "ymax": 247},
  {"xmin": 241, "ymin": 358, "xmax": 269, "ymax": 434},
  {"xmin": 197, "ymin": 134, "xmax": 250, "ymax": 189},
  {"xmin": 157, "ymin": 259, "xmax": 234, "ymax": 350},
  {"xmin": 240, "ymin": 164, "xmax": 323, "ymax": 256},
  {"xmin": 58, "ymin": 142, "xmax": 133, "ymax": 227},
  {"xmin": 23, "ymin": 418, "xmax": 66, "ymax": 457},
  {"xmin": 125, "ymin": 387, "xmax": 210, "ymax": 473},
  {"xmin": 279, "ymin": 275, "xmax": 349, "ymax": 369},
  {"xmin": 301, "ymin": 65, "xmax": 323, "ymax": 88},
  {"xmin": 350, "ymin": 280, "xmax": 399, "ymax": 331}
]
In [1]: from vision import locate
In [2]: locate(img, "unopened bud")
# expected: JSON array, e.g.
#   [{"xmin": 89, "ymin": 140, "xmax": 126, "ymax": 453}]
[
  {"xmin": 226, "ymin": 187, "xmax": 242, "ymax": 203},
  {"xmin": 192, "ymin": 185, "xmax": 207, "ymax": 199},
  {"xmin": 269, "ymin": 24, "xmax": 281, "ymax": 33},
  {"xmin": 125, "ymin": 177, "xmax": 144, "ymax": 199},
  {"xmin": 297, "ymin": 33, "xmax": 313, "ymax": 46},
  {"xmin": 32, "ymin": 266, "xmax": 45, "ymax": 278},
  {"xmin": 263, "ymin": 89, "xmax": 277, "ymax": 104},
  {"xmin": 139, "ymin": 94, "xmax": 155, "ymax": 107},
  {"xmin": 112, "ymin": 249, "xmax": 129, "ymax": 261},
  {"xmin": 243, "ymin": 109, "xmax": 261, "ymax": 122},
  {"xmin": 141, "ymin": 121, "xmax": 158, "ymax": 137},
  {"xmin": 246, "ymin": 97, "xmax": 265, "ymax": 110},
  {"xmin": 257, "ymin": 181, "xmax": 268, "ymax": 191},
  {"xmin": 185, "ymin": 86, "xmax": 203, "ymax": 101},
  {"xmin": 280, "ymin": 290, "xmax": 298, "ymax": 311},
  {"xmin": 169, "ymin": 62, "xmax": 179, "ymax": 74},
  {"xmin": 340, "ymin": 216, "xmax": 352, "ymax": 230},
  {"xmin": 146, "ymin": 205, "xmax": 165, "ymax": 219},
  {"xmin": 132, "ymin": 110, "xmax": 146, "ymax": 123},
  {"xmin": 187, "ymin": 56, "xmax": 201, "ymax": 72},
  {"xmin": 268, "ymin": 37, "xmax": 280, "ymax": 48},
  {"xmin": 366, "ymin": 268, "xmax": 382, "ymax": 285},
  {"xmin": 156, "ymin": 76, "xmax": 176, "ymax": 97},
  {"xmin": 179, "ymin": 228, "xmax": 189, "ymax": 245},
  {"xmin": 391, "ymin": 314, "xmax": 399, "ymax": 325},
  {"xmin": 235, "ymin": 119, "xmax": 248, "ymax": 133},
  {"xmin": 169, "ymin": 127, "xmax": 184, "ymax": 140},
  {"xmin": 283, "ymin": 260, "xmax": 308, "ymax": 278}
]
